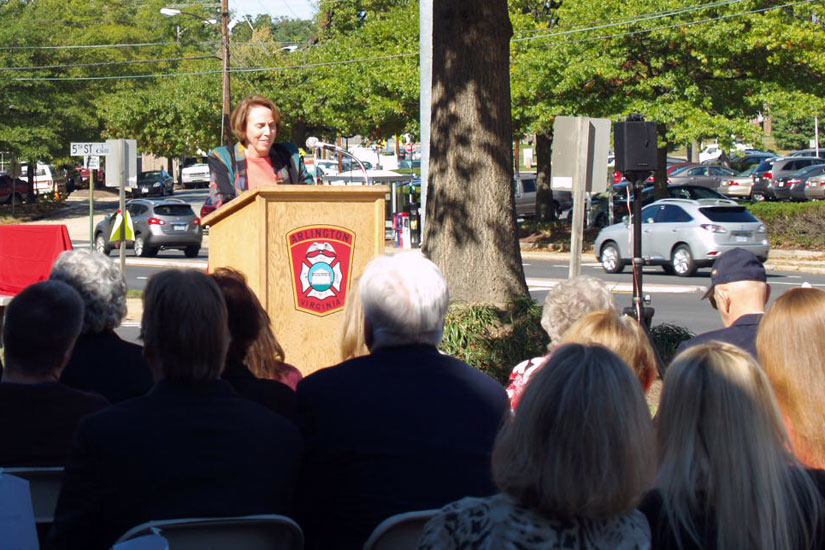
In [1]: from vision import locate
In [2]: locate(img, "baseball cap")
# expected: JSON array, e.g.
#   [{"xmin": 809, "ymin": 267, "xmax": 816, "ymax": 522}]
[{"xmin": 701, "ymin": 248, "xmax": 767, "ymax": 300}]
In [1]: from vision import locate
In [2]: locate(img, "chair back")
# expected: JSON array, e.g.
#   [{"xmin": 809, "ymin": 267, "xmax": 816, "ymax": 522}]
[
  {"xmin": 3, "ymin": 466, "xmax": 64, "ymax": 524},
  {"xmin": 363, "ymin": 509, "xmax": 438, "ymax": 550},
  {"xmin": 114, "ymin": 514, "xmax": 303, "ymax": 550}
]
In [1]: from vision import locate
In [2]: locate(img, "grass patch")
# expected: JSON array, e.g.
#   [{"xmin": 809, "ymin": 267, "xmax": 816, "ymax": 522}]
[
  {"xmin": 748, "ymin": 201, "xmax": 825, "ymax": 250},
  {"xmin": 0, "ymin": 198, "xmax": 66, "ymax": 224},
  {"xmin": 518, "ymin": 220, "xmax": 601, "ymax": 251},
  {"xmin": 126, "ymin": 289, "xmax": 143, "ymax": 299}
]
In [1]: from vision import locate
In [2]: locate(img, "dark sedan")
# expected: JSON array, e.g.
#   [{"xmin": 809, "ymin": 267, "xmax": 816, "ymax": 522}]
[{"xmin": 132, "ymin": 170, "xmax": 174, "ymax": 197}]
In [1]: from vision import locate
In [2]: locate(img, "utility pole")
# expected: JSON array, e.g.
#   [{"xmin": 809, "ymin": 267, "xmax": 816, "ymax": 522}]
[{"xmin": 220, "ymin": 0, "xmax": 232, "ymax": 146}]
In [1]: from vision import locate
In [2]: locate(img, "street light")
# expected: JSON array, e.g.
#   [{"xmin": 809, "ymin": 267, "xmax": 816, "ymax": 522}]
[{"xmin": 161, "ymin": 2, "xmax": 232, "ymax": 146}]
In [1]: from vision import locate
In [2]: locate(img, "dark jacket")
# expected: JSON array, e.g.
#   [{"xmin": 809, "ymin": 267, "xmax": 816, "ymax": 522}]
[
  {"xmin": 0, "ymin": 382, "xmax": 108, "ymax": 467},
  {"xmin": 675, "ymin": 313, "xmax": 763, "ymax": 360},
  {"xmin": 48, "ymin": 379, "xmax": 302, "ymax": 550},
  {"xmin": 295, "ymin": 344, "xmax": 509, "ymax": 550},
  {"xmin": 222, "ymin": 357, "xmax": 297, "ymax": 421},
  {"xmin": 208, "ymin": 141, "xmax": 312, "ymax": 208},
  {"xmin": 60, "ymin": 330, "xmax": 153, "ymax": 403}
]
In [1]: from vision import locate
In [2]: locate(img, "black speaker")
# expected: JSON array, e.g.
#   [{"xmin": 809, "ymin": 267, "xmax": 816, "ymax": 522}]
[{"xmin": 614, "ymin": 119, "xmax": 658, "ymax": 173}]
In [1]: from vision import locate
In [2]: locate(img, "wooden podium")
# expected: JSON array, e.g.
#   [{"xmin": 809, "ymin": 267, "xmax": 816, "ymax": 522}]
[{"xmin": 201, "ymin": 185, "xmax": 388, "ymax": 375}]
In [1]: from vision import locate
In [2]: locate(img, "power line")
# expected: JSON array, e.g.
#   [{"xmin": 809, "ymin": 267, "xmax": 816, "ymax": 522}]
[
  {"xmin": 0, "ymin": 40, "xmax": 219, "ymax": 51},
  {"xmin": 0, "ymin": 55, "xmax": 217, "ymax": 72}
]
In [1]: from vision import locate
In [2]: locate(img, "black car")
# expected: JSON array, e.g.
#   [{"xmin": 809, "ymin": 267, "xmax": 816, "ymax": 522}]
[
  {"xmin": 589, "ymin": 184, "xmax": 727, "ymax": 227},
  {"xmin": 132, "ymin": 170, "xmax": 174, "ymax": 197}
]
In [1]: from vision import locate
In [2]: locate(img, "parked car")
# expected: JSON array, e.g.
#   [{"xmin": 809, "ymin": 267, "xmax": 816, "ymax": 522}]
[
  {"xmin": 806, "ymin": 173, "xmax": 825, "ymax": 200},
  {"xmin": 94, "ymin": 198, "xmax": 203, "ymax": 258},
  {"xmin": 132, "ymin": 170, "xmax": 174, "ymax": 197},
  {"xmin": 718, "ymin": 165, "xmax": 759, "ymax": 199},
  {"xmin": 0, "ymin": 174, "xmax": 29, "ymax": 204},
  {"xmin": 200, "ymin": 196, "xmax": 216, "ymax": 219},
  {"xmin": 305, "ymin": 164, "xmax": 325, "ymax": 185},
  {"xmin": 778, "ymin": 164, "xmax": 825, "ymax": 201},
  {"xmin": 594, "ymin": 197, "xmax": 769, "ymax": 277},
  {"xmin": 730, "ymin": 152, "xmax": 779, "ymax": 173},
  {"xmin": 753, "ymin": 156, "xmax": 824, "ymax": 200},
  {"xmin": 514, "ymin": 173, "xmax": 572, "ymax": 218},
  {"xmin": 666, "ymin": 164, "xmax": 739, "ymax": 189},
  {"xmin": 19, "ymin": 163, "xmax": 68, "ymax": 197},
  {"xmin": 789, "ymin": 148, "xmax": 825, "ymax": 159},
  {"xmin": 180, "ymin": 161, "xmax": 210, "ymax": 189},
  {"xmin": 589, "ymin": 183, "xmax": 727, "ymax": 228}
]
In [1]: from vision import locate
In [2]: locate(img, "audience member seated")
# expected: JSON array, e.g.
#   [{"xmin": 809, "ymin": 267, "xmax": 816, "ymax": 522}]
[
  {"xmin": 337, "ymin": 276, "xmax": 369, "ymax": 361},
  {"xmin": 676, "ymin": 247, "xmax": 769, "ymax": 360},
  {"xmin": 210, "ymin": 267, "xmax": 296, "ymax": 419},
  {"xmin": 560, "ymin": 310, "xmax": 657, "ymax": 393},
  {"xmin": 758, "ymin": 287, "xmax": 825, "ymax": 469},
  {"xmin": 640, "ymin": 342, "xmax": 825, "ymax": 550},
  {"xmin": 0, "ymin": 281, "xmax": 108, "ymax": 466},
  {"xmin": 50, "ymin": 249, "xmax": 152, "ymax": 402},
  {"xmin": 48, "ymin": 269, "xmax": 302, "ymax": 550},
  {"xmin": 296, "ymin": 252, "xmax": 509, "ymax": 550},
  {"xmin": 507, "ymin": 275, "xmax": 616, "ymax": 408},
  {"xmin": 418, "ymin": 344, "xmax": 655, "ymax": 550}
]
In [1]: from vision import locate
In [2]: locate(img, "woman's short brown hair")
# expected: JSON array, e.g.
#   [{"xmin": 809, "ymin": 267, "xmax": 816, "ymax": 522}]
[
  {"xmin": 493, "ymin": 344, "xmax": 655, "ymax": 520},
  {"xmin": 210, "ymin": 267, "xmax": 263, "ymax": 363},
  {"xmin": 141, "ymin": 269, "xmax": 228, "ymax": 383},
  {"xmin": 230, "ymin": 94, "xmax": 282, "ymax": 144}
]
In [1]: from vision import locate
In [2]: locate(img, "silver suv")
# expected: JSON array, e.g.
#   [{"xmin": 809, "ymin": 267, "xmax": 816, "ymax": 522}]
[
  {"xmin": 595, "ymin": 198, "xmax": 768, "ymax": 277},
  {"xmin": 95, "ymin": 198, "xmax": 203, "ymax": 258}
]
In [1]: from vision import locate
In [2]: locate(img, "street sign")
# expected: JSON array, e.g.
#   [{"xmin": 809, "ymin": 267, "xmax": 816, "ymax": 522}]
[
  {"xmin": 87, "ymin": 156, "xmax": 100, "ymax": 170},
  {"xmin": 70, "ymin": 142, "xmax": 109, "ymax": 157}
]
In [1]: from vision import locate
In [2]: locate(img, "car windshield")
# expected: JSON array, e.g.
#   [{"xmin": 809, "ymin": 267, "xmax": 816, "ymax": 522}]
[
  {"xmin": 790, "ymin": 164, "xmax": 825, "ymax": 178},
  {"xmin": 153, "ymin": 205, "xmax": 194, "ymax": 217},
  {"xmin": 672, "ymin": 187, "xmax": 725, "ymax": 200},
  {"xmin": 699, "ymin": 206, "xmax": 759, "ymax": 223},
  {"xmin": 137, "ymin": 172, "xmax": 163, "ymax": 183},
  {"xmin": 738, "ymin": 165, "xmax": 758, "ymax": 176},
  {"xmin": 754, "ymin": 159, "xmax": 776, "ymax": 172}
]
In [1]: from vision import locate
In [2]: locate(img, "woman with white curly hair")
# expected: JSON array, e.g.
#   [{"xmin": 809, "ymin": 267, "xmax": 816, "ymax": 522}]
[
  {"xmin": 506, "ymin": 275, "xmax": 617, "ymax": 409},
  {"xmin": 50, "ymin": 249, "xmax": 152, "ymax": 403}
]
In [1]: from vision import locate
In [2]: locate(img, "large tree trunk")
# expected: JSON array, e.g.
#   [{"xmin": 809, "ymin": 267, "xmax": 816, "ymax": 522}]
[
  {"xmin": 535, "ymin": 130, "xmax": 556, "ymax": 221},
  {"xmin": 423, "ymin": 0, "xmax": 528, "ymax": 303}
]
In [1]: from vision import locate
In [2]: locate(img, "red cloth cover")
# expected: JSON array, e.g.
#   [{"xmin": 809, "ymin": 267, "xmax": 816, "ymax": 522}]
[{"xmin": 0, "ymin": 225, "xmax": 73, "ymax": 295}]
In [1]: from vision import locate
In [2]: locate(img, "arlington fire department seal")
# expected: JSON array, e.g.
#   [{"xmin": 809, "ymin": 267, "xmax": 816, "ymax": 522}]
[{"xmin": 286, "ymin": 225, "xmax": 355, "ymax": 317}]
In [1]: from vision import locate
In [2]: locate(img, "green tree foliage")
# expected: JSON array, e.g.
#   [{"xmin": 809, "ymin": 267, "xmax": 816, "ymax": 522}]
[{"xmin": 772, "ymin": 112, "xmax": 821, "ymax": 151}]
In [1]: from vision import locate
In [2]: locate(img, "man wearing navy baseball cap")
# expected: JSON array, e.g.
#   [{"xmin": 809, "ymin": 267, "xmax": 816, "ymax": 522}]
[{"xmin": 675, "ymin": 247, "xmax": 770, "ymax": 360}]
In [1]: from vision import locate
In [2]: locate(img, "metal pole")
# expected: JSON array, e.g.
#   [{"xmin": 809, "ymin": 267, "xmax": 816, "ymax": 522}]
[
  {"xmin": 220, "ymin": 0, "xmax": 232, "ymax": 146},
  {"xmin": 568, "ymin": 117, "xmax": 589, "ymax": 279},
  {"xmin": 419, "ymin": 0, "xmax": 432, "ymax": 244},
  {"xmin": 89, "ymin": 168, "xmax": 95, "ymax": 251},
  {"xmin": 816, "ymin": 115, "xmax": 820, "ymax": 158},
  {"xmin": 119, "ymin": 141, "xmax": 127, "ymax": 272}
]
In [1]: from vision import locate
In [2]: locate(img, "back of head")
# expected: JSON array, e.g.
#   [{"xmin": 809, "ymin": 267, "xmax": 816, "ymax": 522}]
[
  {"xmin": 209, "ymin": 267, "xmax": 263, "ymax": 363},
  {"xmin": 141, "ymin": 269, "xmax": 228, "ymax": 383},
  {"xmin": 359, "ymin": 252, "xmax": 448, "ymax": 350},
  {"xmin": 658, "ymin": 342, "xmax": 816, "ymax": 550},
  {"xmin": 493, "ymin": 344, "xmax": 654, "ymax": 520},
  {"xmin": 50, "ymin": 249, "xmax": 128, "ymax": 334},
  {"xmin": 758, "ymin": 287, "xmax": 825, "ymax": 467},
  {"xmin": 541, "ymin": 275, "xmax": 617, "ymax": 345},
  {"xmin": 3, "ymin": 280, "xmax": 84, "ymax": 377},
  {"xmin": 338, "ymin": 276, "xmax": 369, "ymax": 361},
  {"xmin": 560, "ymin": 310, "xmax": 657, "ymax": 391}
]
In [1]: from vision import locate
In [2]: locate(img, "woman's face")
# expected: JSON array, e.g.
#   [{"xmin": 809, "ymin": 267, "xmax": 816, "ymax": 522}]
[{"xmin": 244, "ymin": 105, "xmax": 277, "ymax": 158}]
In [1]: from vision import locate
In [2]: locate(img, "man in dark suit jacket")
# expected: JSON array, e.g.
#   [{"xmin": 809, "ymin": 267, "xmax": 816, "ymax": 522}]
[
  {"xmin": 296, "ymin": 252, "xmax": 509, "ymax": 550},
  {"xmin": 48, "ymin": 270, "xmax": 302, "ymax": 550},
  {"xmin": 0, "ymin": 281, "xmax": 108, "ymax": 466},
  {"xmin": 676, "ymin": 247, "xmax": 770, "ymax": 360}
]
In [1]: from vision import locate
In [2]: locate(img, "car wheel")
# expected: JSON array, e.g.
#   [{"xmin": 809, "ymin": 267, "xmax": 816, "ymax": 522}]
[
  {"xmin": 601, "ymin": 242, "xmax": 624, "ymax": 274},
  {"xmin": 94, "ymin": 234, "xmax": 112, "ymax": 256},
  {"xmin": 134, "ymin": 235, "xmax": 156, "ymax": 257},
  {"xmin": 671, "ymin": 245, "xmax": 696, "ymax": 277},
  {"xmin": 184, "ymin": 245, "xmax": 200, "ymax": 258}
]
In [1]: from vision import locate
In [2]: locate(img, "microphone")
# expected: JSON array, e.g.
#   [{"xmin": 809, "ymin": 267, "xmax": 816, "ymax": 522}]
[{"xmin": 305, "ymin": 137, "xmax": 338, "ymax": 151}]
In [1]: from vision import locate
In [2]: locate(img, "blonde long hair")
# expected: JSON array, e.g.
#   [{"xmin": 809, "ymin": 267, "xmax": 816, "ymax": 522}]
[
  {"xmin": 338, "ymin": 276, "xmax": 369, "ymax": 361},
  {"xmin": 758, "ymin": 287, "xmax": 825, "ymax": 468},
  {"xmin": 657, "ymin": 342, "xmax": 821, "ymax": 550}
]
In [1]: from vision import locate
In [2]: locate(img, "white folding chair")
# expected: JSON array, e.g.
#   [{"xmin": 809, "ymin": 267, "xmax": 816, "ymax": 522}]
[
  {"xmin": 363, "ymin": 509, "xmax": 438, "ymax": 550},
  {"xmin": 3, "ymin": 466, "xmax": 64, "ymax": 524},
  {"xmin": 114, "ymin": 514, "xmax": 303, "ymax": 550}
]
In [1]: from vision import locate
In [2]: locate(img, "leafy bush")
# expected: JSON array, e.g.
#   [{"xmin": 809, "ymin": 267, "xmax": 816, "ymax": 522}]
[
  {"xmin": 440, "ymin": 297, "xmax": 549, "ymax": 385},
  {"xmin": 748, "ymin": 202, "xmax": 825, "ymax": 250}
]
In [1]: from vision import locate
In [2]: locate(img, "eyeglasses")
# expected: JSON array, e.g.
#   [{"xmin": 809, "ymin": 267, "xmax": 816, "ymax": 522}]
[{"xmin": 708, "ymin": 293, "xmax": 718, "ymax": 310}]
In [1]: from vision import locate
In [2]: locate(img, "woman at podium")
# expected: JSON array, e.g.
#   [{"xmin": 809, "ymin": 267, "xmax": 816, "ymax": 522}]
[{"xmin": 208, "ymin": 94, "xmax": 313, "ymax": 209}]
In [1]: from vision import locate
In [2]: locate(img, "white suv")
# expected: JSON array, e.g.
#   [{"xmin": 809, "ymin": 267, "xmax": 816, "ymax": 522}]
[{"xmin": 181, "ymin": 162, "xmax": 210, "ymax": 189}]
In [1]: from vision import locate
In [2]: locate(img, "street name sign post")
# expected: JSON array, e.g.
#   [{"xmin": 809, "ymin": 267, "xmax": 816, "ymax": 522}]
[
  {"xmin": 70, "ymin": 143, "xmax": 109, "ymax": 157},
  {"xmin": 70, "ymin": 143, "xmax": 110, "ymax": 251}
]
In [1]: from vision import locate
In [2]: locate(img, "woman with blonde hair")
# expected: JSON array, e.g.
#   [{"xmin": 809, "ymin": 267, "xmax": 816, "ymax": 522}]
[
  {"xmin": 337, "ymin": 277, "xmax": 369, "ymax": 361},
  {"xmin": 758, "ymin": 287, "xmax": 825, "ymax": 468},
  {"xmin": 560, "ymin": 310, "xmax": 657, "ymax": 392},
  {"xmin": 419, "ymin": 344, "xmax": 655, "ymax": 549},
  {"xmin": 640, "ymin": 342, "xmax": 824, "ymax": 550}
]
